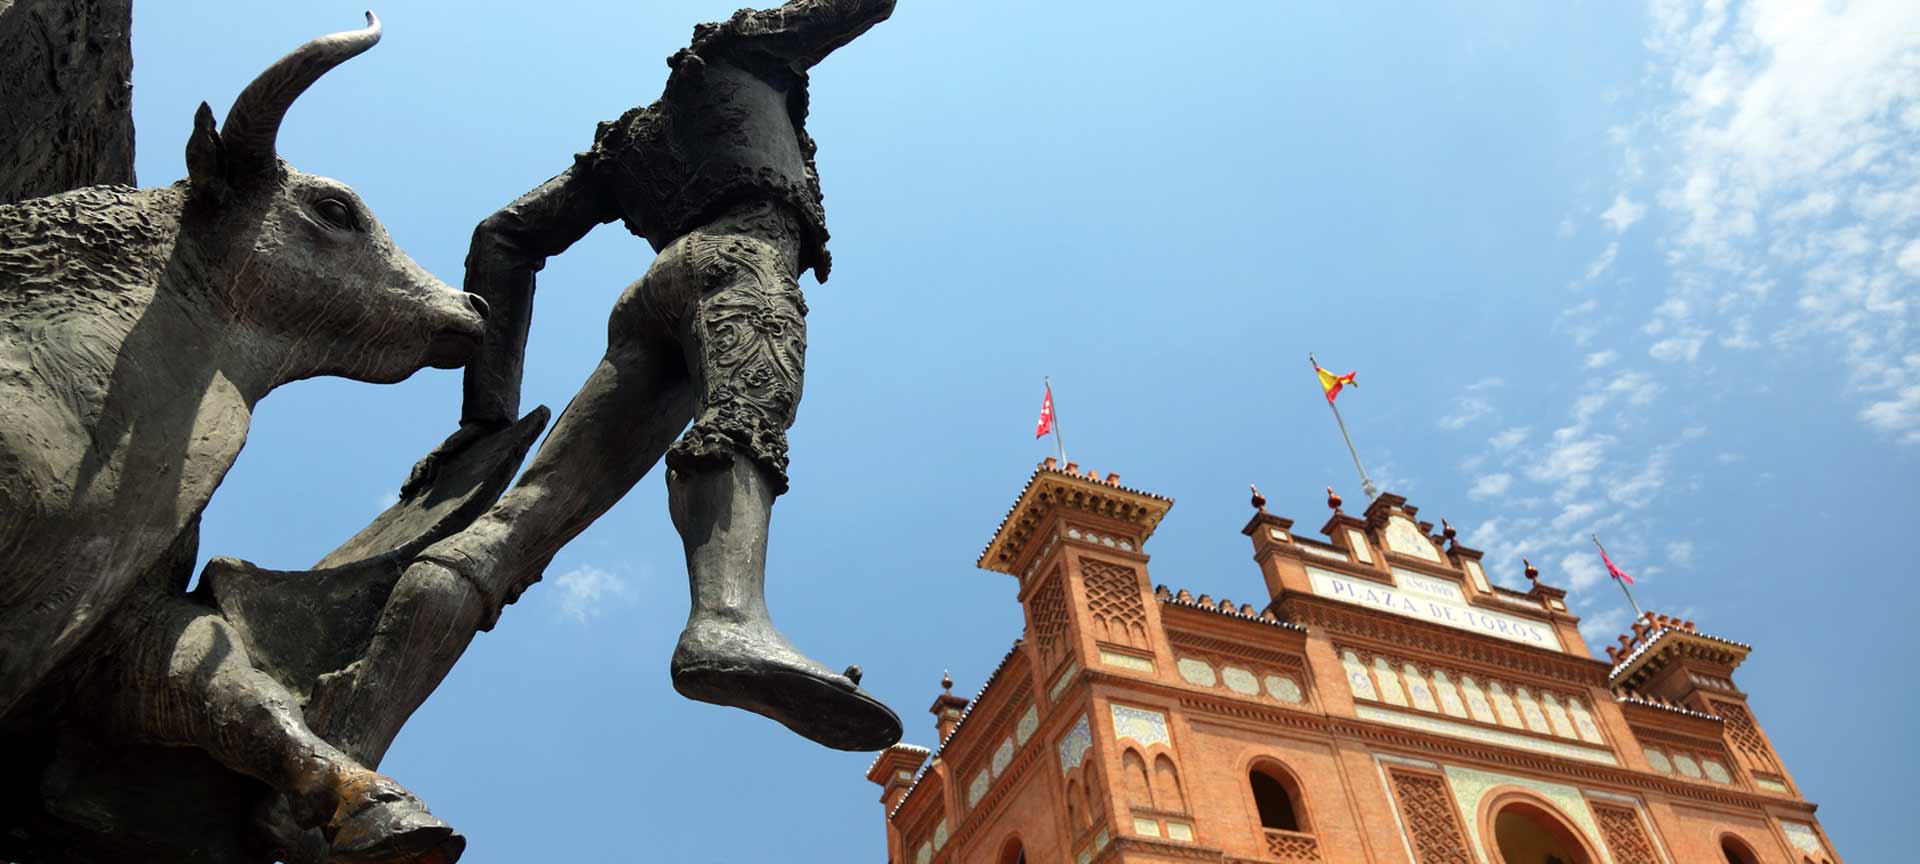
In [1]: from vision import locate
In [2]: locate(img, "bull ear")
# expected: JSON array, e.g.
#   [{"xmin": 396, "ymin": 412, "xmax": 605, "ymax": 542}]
[{"xmin": 185, "ymin": 102, "xmax": 229, "ymax": 202}]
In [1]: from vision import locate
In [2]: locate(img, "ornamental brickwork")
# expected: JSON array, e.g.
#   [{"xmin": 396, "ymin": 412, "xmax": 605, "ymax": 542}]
[{"xmin": 865, "ymin": 461, "xmax": 1842, "ymax": 864}]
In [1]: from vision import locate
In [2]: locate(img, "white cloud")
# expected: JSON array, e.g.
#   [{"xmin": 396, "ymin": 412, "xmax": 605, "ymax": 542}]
[
  {"xmin": 1489, "ymin": 426, "xmax": 1531, "ymax": 451},
  {"xmin": 1666, "ymin": 540, "xmax": 1695, "ymax": 568},
  {"xmin": 1438, "ymin": 378, "xmax": 1504, "ymax": 430},
  {"xmin": 1527, "ymin": 429, "xmax": 1611, "ymax": 498},
  {"xmin": 1639, "ymin": 0, "xmax": 1920, "ymax": 440},
  {"xmin": 1584, "ymin": 350, "xmax": 1617, "ymax": 369},
  {"xmin": 1558, "ymin": 216, "xmax": 1578, "ymax": 239},
  {"xmin": 1585, "ymin": 242, "xmax": 1620, "ymax": 281},
  {"xmin": 1579, "ymin": 605, "xmax": 1634, "ymax": 648},
  {"xmin": 553, "ymin": 564, "xmax": 628, "ymax": 624},
  {"xmin": 1601, "ymin": 194, "xmax": 1647, "ymax": 233},
  {"xmin": 1605, "ymin": 370, "xmax": 1663, "ymax": 406},
  {"xmin": 1558, "ymin": 551, "xmax": 1607, "ymax": 592},
  {"xmin": 1469, "ymin": 473, "xmax": 1513, "ymax": 500}
]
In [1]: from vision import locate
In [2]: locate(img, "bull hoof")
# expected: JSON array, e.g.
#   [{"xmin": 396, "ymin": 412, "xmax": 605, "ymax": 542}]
[
  {"xmin": 670, "ymin": 620, "xmax": 902, "ymax": 752},
  {"xmin": 327, "ymin": 772, "xmax": 465, "ymax": 864}
]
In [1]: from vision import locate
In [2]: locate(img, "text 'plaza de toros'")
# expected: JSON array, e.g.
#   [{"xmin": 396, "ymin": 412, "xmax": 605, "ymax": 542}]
[{"xmin": 863, "ymin": 460, "xmax": 1839, "ymax": 864}]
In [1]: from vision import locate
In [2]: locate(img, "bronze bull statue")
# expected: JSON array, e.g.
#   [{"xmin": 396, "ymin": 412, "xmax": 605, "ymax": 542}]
[{"xmin": 0, "ymin": 14, "xmax": 545, "ymax": 863}]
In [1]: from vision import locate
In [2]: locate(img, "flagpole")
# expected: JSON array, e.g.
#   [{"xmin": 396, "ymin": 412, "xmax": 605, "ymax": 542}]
[
  {"xmin": 1593, "ymin": 535, "xmax": 1644, "ymax": 618},
  {"xmin": 1310, "ymin": 354, "xmax": 1378, "ymax": 500},
  {"xmin": 1046, "ymin": 376, "xmax": 1067, "ymax": 465}
]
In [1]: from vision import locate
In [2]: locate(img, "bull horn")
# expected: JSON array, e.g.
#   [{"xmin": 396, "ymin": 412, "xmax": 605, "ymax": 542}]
[{"xmin": 221, "ymin": 11, "xmax": 383, "ymax": 175}]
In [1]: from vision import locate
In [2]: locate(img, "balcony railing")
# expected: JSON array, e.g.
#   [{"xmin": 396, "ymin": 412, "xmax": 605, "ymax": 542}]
[{"xmin": 1264, "ymin": 828, "xmax": 1322, "ymax": 862}]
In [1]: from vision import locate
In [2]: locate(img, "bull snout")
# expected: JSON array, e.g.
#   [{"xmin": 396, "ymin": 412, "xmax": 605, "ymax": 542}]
[{"xmin": 424, "ymin": 291, "xmax": 488, "ymax": 370}]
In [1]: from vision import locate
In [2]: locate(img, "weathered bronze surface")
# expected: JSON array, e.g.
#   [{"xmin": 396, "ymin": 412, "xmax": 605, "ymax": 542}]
[
  {"xmin": 0, "ymin": 3, "xmax": 907, "ymax": 860},
  {"xmin": 370, "ymin": 0, "xmax": 906, "ymax": 760}
]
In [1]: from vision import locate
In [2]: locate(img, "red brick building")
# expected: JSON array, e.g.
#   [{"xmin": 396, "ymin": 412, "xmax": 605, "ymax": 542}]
[{"xmin": 864, "ymin": 460, "xmax": 1840, "ymax": 864}]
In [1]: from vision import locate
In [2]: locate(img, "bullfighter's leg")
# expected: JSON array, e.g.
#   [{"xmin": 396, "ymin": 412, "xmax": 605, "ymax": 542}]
[
  {"xmin": 660, "ymin": 229, "xmax": 902, "ymax": 752},
  {"xmin": 96, "ymin": 596, "xmax": 462, "ymax": 864},
  {"xmin": 309, "ymin": 271, "xmax": 698, "ymax": 768}
]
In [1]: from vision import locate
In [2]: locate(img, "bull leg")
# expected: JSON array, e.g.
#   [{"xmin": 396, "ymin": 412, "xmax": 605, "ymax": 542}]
[
  {"xmin": 97, "ymin": 596, "xmax": 462, "ymax": 863},
  {"xmin": 308, "ymin": 305, "xmax": 695, "ymax": 768}
]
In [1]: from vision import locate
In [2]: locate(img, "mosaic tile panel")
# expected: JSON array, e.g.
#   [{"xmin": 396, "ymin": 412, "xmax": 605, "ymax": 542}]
[
  {"xmin": 1544, "ymin": 694, "xmax": 1578, "ymax": 739},
  {"xmin": 1373, "ymin": 657, "xmax": 1409, "ymax": 706},
  {"xmin": 1222, "ymin": 666, "xmax": 1260, "ymax": 695},
  {"xmin": 1433, "ymin": 672, "xmax": 1468, "ymax": 718},
  {"xmin": 915, "ymin": 842, "xmax": 931, "ymax": 864},
  {"xmin": 1755, "ymin": 776, "xmax": 1789, "ymax": 794},
  {"xmin": 1673, "ymin": 754, "xmax": 1701, "ymax": 779},
  {"xmin": 1404, "ymin": 665, "xmax": 1439, "ymax": 712},
  {"xmin": 1643, "ymin": 747, "xmax": 1672, "ymax": 773},
  {"xmin": 1111, "ymin": 704, "xmax": 1171, "ymax": 748},
  {"xmin": 1017, "ymin": 705, "xmax": 1040, "ymax": 745},
  {"xmin": 1357, "ymin": 705, "xmax": 1619, "ymax": 765},
  {"xmin": 1569, "ymin": 698, "xmax": 1605, "ymax": 744},
  {"xmin": 1444, "ymin": 765, "xmax": 1605, "ymax": 863},
  {"xmin": 1515, "ymin": 688, "xmax": 1551, "ymax": 734},
  {"xmin": 1702, "ymin": 759, "xmax": 1731, "ymax": 784},
  {"xmin": 1166, "ymin": 821, "xmax": 1194, "ymax": 842},
  {"xmin": 1342, "ymin": 651, "xmax": 1378, "ymax": 701},
  {"xmin": 992, "ymin": 737, "xmax": 1015, "ymax": 777},
  {"xmin": 1489, "ymin": 683, "xmax": 1523, "ymax": 728},
  {"xmin": 1780, "ymin": 820, "xmax": 1823, "ymax": 854},
  {"xmin": 967, "ymin": 770, "xmax": 990, "ymax": 807},
  {"xmin": 1461, "ymin": 677, "xmax": 1496, "ymax": 723},
  {"xmin": 933, "ymin": 819, "xmax": 948, "ymax": 851},
  {"xmin": 1267, "ymin": 674, "xmax": 1303, "ymax": 704},
  {"xmin": 1176, "ymin": 657, "xmax": 1216, "ymax": 686},
  {"xmin": 1058, "ymin": 715, "xmax": 1092, "ymax": 773},
  {"xmin": 1099, "ymin": 650, "xmax": 1155, "ymax": 673},
  {"xmin": 1050, "ymin": 662, "xmax": 1080, "ymax": 702},
  {"xmin": 1132, "ymin": 817, "xmax": 1159, "ymax": 836}
]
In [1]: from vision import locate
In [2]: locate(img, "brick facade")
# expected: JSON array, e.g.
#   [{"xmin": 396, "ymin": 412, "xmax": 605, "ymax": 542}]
[{"xmin": 865, "ymin": 461, "xmax": 1840, "ymax": 864}]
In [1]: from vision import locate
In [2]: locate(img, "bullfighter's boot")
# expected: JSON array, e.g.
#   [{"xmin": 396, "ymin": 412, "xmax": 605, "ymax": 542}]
[{"xmin": 665, "ymin": 457, "xmax": 902, "ymax": 752}]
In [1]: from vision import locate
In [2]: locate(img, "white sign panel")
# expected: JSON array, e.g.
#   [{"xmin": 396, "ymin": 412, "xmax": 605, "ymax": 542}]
[{"xmin": 1307, "ymin": 566, "xmax": 1561, "ymax": 652}]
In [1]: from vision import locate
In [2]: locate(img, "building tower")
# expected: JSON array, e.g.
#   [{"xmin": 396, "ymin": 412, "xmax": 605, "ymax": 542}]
[{"xmin": 863, "ymin": 460, "xmax": 1841, "ymax": 864}]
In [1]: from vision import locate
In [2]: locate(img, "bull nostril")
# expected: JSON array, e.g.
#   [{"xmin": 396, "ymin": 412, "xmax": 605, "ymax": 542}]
[{"xmin": 465, "ymin": 294, "xmax": 490, "ymax": 322}]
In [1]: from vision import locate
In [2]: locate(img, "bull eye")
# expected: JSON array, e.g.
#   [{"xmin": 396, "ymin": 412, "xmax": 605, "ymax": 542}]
[{"xmin": 314, "ymin": 197, "xmax": 358, "ymax": 232}]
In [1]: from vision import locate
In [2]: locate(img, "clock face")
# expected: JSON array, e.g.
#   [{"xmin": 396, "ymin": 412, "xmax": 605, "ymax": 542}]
[{"xmin": 1384, "ymin": 516, "xmax": 1440, "ymax": 562}]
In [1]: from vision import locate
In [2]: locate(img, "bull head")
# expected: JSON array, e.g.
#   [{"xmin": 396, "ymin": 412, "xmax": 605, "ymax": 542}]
[{"xmin": 182, "ymin": 12, "xmax": 485, "ymax": 386}]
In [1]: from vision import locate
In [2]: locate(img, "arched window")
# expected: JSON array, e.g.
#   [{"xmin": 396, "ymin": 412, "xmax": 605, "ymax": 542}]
[
  {"xmin": 1249, "ymin": 765, "xmax": 1305, "ymax": 833},
  {"xmin": 1066, "ymin": 779, "xmax": 1084, "ymax": 830},
  {"xmin": 1490, "ymin": 801, "xmax": 1593, "ymax": 864},
  {"xmin": 1720, "ymin": 835, "xmax": 1759, "ymax": 864},
  {"xmin": 1122, "ymin": 749, "xmax": 1154, "ymax": 809},
  {"xmin": 998, "ymin": 837, "xmax": 1027, "ymax": 864},
  {"xmin": 1152, "ymin": 755, "xmax": 1187, "ymax": 813}
]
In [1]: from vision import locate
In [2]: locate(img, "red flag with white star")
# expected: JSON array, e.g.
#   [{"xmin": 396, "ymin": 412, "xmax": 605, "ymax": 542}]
[{"xmin": 1035, "ymin": 384, "xmax": 1055, "ymax": 438}]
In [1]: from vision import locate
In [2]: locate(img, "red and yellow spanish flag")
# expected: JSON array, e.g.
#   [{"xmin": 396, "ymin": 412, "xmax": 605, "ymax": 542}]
[{"xmin": 1314, "ymin": 361, "xmax": 1358, "ymax": 404}]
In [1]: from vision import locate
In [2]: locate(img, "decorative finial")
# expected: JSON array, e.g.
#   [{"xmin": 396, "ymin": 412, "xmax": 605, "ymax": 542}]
[
  {"xmin": 941, "ymin": 670, "xmax": 952, "ymax": 694},
  {"xmin": 1441, "ymin": 518, "xmax": 1457, "ymax": 541},
  {"xmin": 1326, "ymin": 486, "xmax": 1343, "ymax": 512},
  {"xmin": 1250, "ymin": 484, "xmax": 1267, "ymax": 512},
  {"xmin": 1523, "ymin": 558, "xmax": 1539, "ymax": 584}
]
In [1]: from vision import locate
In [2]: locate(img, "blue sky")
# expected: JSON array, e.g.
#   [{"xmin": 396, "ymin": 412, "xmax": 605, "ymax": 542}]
[{"xmin": 130, "ymin": 1, "xmax": 1913, "ymax": 860}]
